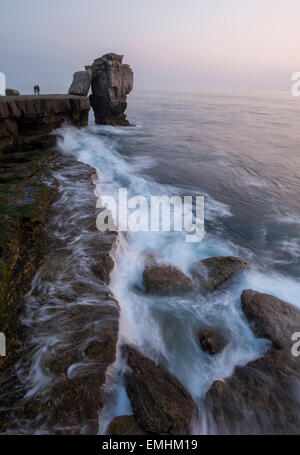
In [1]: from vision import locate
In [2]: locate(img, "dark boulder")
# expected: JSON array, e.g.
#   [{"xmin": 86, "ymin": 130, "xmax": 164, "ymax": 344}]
[
  {"xmin": 197, "ymin": 329, "xmax": 227, "ymax": 355},
  {"xmin": 143, "ymin": 263, "xmax": 193, "ymax": 295},
  {"xmin": 205, "ymin": 290, "xmax": 300, "ymax": 434},
  {"xmin": 241, "ymin": 289, "xmax": 298, "ymax": 350},
  {"xmin": 124, "ymin": 345, "xmax": 196, "ymax": 435},
  {"xmin": 108, "ymin": 415, "xmax": 148, "ymax": 435},
  {"xmin": 190, "ymin": 256, "xmax": 248, "ymax": 291},
  {"xmin": 5, "ymin": 88, "xmax": 20, "ymax": 96}
]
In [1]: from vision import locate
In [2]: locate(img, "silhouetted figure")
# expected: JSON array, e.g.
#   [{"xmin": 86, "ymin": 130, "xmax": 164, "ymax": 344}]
[
  {"xmin": 36, "ymin": 85, "xmax": 40, "ymax": 95},
  {"xmin": 34, "ymin": 85, "xmax": 37, "ymax": 95}
]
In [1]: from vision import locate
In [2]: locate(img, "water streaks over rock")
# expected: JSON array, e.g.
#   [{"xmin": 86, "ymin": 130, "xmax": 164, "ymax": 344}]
[
  {"xmin": 205, "ymin": 290, "xmax": 300, "ymax": 434},
  {"xmin": 0, "ymin": 149, "xmax": 119, "ymax": 434},
  {"xmin": 191, "ymin": 256, "xmax": 248, "ymax": 291}
]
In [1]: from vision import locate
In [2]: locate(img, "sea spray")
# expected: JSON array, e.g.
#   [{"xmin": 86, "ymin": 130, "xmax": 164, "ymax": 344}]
[{"xmin": 59, "ymin": 125, "xmax": 273, "ymax": 433}]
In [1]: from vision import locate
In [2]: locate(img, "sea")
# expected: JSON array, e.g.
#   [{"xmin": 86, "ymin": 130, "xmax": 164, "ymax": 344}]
[{"xmin": 14, "ymin": 88, "xmax": 300, "ymax": 433}]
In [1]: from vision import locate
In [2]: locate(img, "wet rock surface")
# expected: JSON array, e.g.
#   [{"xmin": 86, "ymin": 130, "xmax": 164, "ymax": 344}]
[
  {"xmin": 92, "ymin": 252, "xmax": 115, "ymax": 285},
  {"xmin": 191, "ymin": 256, "xmax": 248, "ymax": 291},
  {"xmin": 241, "ymin": 289, "xmax": 298, "ymax": 350},
  {"xmin": 0, "ymin": 82, "xmax": 119, "ymax": 435},
  {"xmin": 0, "ymin": 134, "xmax": 59, "ymax": 350},
  {"xmin": 197, "ymin": 329, "xmax": 227, "ymax": 355},
  {"xmin": 143, "ymin": 262, "xmax": 193, "ymax": 295},
  {"xmin": 108, "ymin": 415, "xmax": 148, "ymax": 435},
  {"xmin": 0, "ymin": 150, "xmax": 119, "ymax": 434},
  {"xmin": 205, "ymin": 290, "xmax": 300, "ymax": 434},
  {"xmin": 124, "ymin": 345, "xmax": 196, "ymax": 435}
]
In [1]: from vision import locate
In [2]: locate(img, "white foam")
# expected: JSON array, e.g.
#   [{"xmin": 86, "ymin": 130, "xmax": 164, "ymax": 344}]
[{"xmin": 52, "ymin": 125, "xmax": 299, "ymax": 434}]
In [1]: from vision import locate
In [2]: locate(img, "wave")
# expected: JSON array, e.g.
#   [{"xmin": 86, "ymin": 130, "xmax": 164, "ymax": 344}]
[
  {"xmin": 53, "ymin": 124, "xmax": 300, "ymax": 434},
  {"xmin": 55, "ymin": 126, "xmax": 264, "ymax": 428}
]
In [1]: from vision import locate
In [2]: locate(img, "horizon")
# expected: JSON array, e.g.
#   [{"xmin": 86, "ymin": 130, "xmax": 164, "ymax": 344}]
[
  {"xmin": 1, "ymin": 0, "xmax": 300, "ymax": 93},
  {"xmin": 5, "ymin": 86, "xmax": 294, "ymax": 95}
]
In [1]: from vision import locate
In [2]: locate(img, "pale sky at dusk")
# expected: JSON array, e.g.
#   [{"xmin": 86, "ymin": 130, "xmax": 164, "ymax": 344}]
[{"xmin": 1, "ymin": 0, "xmax": 300, "ymax": 92}]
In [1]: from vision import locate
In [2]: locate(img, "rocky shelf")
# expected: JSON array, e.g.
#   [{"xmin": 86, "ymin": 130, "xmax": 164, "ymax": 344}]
[
  {"xmin": 0, "ymin": 94, "xmax": 93, "ymax": 431},
  {"xmin": 0, "ymin": 55, "xmax": 131, "ymax": 435},
  {"xmin": 0, "ymin": 94, "xmax": 90, "ymax": 142}
]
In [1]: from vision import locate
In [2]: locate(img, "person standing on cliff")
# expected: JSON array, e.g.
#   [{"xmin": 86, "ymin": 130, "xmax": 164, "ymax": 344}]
[
  {"xmin": 34, "ymin": 85, "xmax": 37, "ymax": 95},
  {"xmin": 36, "ymin": 85, "xmax": 40, "ymax": 95}
]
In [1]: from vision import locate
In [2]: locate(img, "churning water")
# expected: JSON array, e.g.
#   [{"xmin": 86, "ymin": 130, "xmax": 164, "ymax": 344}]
[
  {"xmin": 54, "ymin": 90, "xmax": 300, "ymax": 433},
  {"xmin": 7, "ymin": 90, "xmax": 299, "ymax": 434}
]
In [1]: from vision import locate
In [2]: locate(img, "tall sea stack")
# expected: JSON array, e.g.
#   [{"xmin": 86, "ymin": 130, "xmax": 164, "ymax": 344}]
[{"xmin": 69, "ymin": 53, "xmax": 134, "ymax": 126}]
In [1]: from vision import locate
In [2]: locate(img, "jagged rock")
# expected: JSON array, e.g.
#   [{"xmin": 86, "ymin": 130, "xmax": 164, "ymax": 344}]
[
  {"xmin": 89, "ymin": 53, "xmax": 133, "ymax": 126},
  {"xmin": 197, "ymin": 329, "xmax": 227, "ymax": 355},
  {"xmin": 124, "ymin": 345, "xmax": 196, "ymax": 435},
  {"xmin": 205, "ymin": 290, "xmax": 300, "ymax": 434},
  {"xmin": 44, "ymin": 371, "xmax": 106, "ymax": 434},
  {"xmin": 5, "ymin": 89, "xmax": 20, "ymax": 96},
  {"xmin": 241, "ymin": 289, "xmax": 298, "ymax": 350},
  {"xmin": 84, "ymin": 336, "xmax": 118, "ymax": 364},
  {"xmin": 190, "ymin": 256, "xmax": 248, "ymax": 291},
  {"xmin": 143, "ymin": 262, "xmax": 193, "ymax": 295},
  {"xmin": 91, "ymin": 252, "xmax": 115, "ymax": 285},
  {"xmin": 108, "ymin": 415, "xmax": 148, "ymax": 435},
  {"xmin": 68, "ymin": 70, "xmax": 92, "ymax": 96}
]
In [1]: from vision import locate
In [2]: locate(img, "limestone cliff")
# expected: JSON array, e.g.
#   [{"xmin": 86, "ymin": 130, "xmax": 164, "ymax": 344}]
[
  {"xmin": 0, "ymin": 95, "xmax": 90, "ymax": 141},
  {"xmin": 69, "ymin": 53, "xmax": 134, "ymax": 126},
  {"xmin": 90, "ymin": 53, "xmax": 133, "ymax": 125}
]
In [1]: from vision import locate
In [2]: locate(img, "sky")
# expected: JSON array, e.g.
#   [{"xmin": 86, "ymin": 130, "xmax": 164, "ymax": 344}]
[{"xmin": 1, "ymin": 0, "xmax": 300, "ymax": 92}]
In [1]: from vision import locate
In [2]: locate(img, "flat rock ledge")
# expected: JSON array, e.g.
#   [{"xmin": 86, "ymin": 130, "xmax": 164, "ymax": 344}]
[
  {"xmin": 0, "ymin": 88, "xmax": 121, "ymax": 435},
  {"xmin": 0, "ymin": 95, "xmax": 90, "ymax": 142},
  {"xmin": 205, "ymin": 290, "xmax": 300, "ymax": 434},
  {"xmin": 0, "ymin": 139, "xmax": 118, "ymax": 435}
]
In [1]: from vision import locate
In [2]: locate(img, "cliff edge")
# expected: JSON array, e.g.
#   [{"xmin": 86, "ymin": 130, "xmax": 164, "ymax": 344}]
[{"xmin": 0, "ymin": 95, "xmax": 90, "ymax": 142}]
